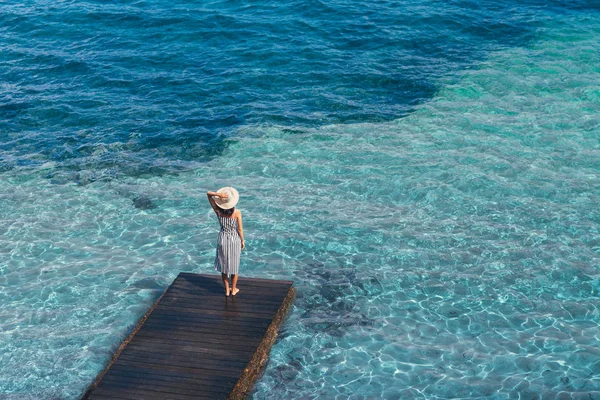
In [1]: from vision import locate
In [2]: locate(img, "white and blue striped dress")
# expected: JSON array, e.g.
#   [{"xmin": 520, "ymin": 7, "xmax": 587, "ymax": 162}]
[{"xmin": 214, "ymin": 213, "xmax": 241, "ymax": 277}]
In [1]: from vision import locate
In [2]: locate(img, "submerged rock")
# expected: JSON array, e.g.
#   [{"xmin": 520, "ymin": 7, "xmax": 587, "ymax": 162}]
[{"xmin": 133, "ymin": 195, "xmax": 156, "ymax": 210}]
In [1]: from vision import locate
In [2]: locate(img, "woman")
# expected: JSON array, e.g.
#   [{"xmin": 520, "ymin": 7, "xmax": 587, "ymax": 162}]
[{"xmin": 207, "ymin": 187, "xmax": 244, "ymax": 296}]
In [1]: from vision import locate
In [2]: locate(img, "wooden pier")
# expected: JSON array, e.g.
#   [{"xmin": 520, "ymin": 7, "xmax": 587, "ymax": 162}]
[{"xmin": 83, "ymin": 272, "xmax": 295, "ymax": 400}]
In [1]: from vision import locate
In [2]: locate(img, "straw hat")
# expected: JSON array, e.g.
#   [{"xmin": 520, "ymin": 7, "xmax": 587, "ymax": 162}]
[{"xmin": 214, "ymin": 187, "xmax": 239, "ymax": 210}]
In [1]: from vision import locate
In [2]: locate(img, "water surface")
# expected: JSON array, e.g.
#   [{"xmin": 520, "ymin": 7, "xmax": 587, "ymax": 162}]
[{"xmin": 1, "ymin": 1, "xmax": 599, "ymax": 399}]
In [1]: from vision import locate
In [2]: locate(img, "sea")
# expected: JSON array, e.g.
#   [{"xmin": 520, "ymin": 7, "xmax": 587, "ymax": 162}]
[{"xmin": 1, "ymin": 0, "xmax": 599, "ymax": 398}]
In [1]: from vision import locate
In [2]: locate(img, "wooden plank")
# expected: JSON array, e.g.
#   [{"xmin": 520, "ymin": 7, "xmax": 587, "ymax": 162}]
[
  {"xmin": 156, "ymin": 303, "xmax": 280, "ymax": 318},
  {"xmin": 117, "ymin": 346, "xmax": 250, "ymax": 368},
  {"xmin": 91, "ymin": 385, "xmax": 211, "ymax": 400},
  {"xmin": 139, "ymin": 320, "xmax": 268, "ymax": 340},
  {"xmin": 158, "ymin": 295, "xmax": 285, "ymax": 310},
  {"xmin": 172, "ymin": 279, "xmax": 292, "ymax": 294},
  {"xmin": 179, "ymin": 272, "xmax": 294, "ymax": 286},
  {"xmin": 104, "ymin": 358, "xmax": 242, "ymax": 378},
  {"xmin": 149, "ymin": 308, "xmax": 273, "ymax": 324},
  {"xmin": 132, "ymin": 330, "xmax": 262, "ymax": 350},
  {"xmin": 114, "ymin": 358, "xmax": 244, "ymax": 378},
  {"xmin": 117, "ymin": 343, "xmax": 251, "ymax": 362},
  {"xmin": 124, "ymin": 339, "xmax": 256, "ymax": 358},
  {"xmin": 167, "ymin": 287, "xmax": 290, "ymax": 299},
  {"xmin": 105, "ymin": 364, "xmax": 235, "ymax": 388},
  {"xmin": 172, "ymin": 279, "xmax": 292, "ymax": 296},
  {"xmin": 141, "ymin": 314, "xmax": 272, "ymax": 333},
  {"xmin": 166, "ymin": 290, "xmax": 289, "ymax": 306},
  {"xmin": 100, "ymin": 373, "xmax": 231, "ymax": 396},
  {"xmin": 83, "ymin": 273, "xmax": 295, "ymax": 400},
  {"xmin": 148, "ymin": 307, "xmax": 274, "ymax": 325},
  {"xmin": 115, "ymin": 353, "xmax": 247, "ymax": 375},
  {"xmin": 162, "ymin": 291, "xmax": 289, "ymax": 307}
]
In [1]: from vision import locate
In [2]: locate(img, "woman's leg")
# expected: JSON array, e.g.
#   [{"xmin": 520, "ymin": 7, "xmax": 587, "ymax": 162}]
[
  {"xmin": 221, "ymin": 273, "xmax": 230, "ymax": 296},
  {"xmin": 231, "ymin": 274, "xmax": 239, "ymax": 295}
]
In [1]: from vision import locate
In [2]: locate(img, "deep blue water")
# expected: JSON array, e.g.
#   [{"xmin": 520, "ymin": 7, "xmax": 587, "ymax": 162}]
[
  {"xmin": 1, "ymin": 0, "xmax": 600, "ymax": 399},
  {"xmin": 2, "ymin": 0, "xmax": 545, "ymax": 176}
]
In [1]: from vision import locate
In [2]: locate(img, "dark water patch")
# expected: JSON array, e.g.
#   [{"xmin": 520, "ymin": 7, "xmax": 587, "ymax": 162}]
[
  {"xmin": 0, "ymin": 101, "xmax": 32, "ymax": 119},
  {"xmin": 293, "ymin": 266, "xmax": 378, "ymax": 338},
  {"xmin": 1, "ymin": 0, "xmax": 596, "ymax": 180},
  {"xmin": 130, "ymin": 277, "xmax": 163, "ymax": 290},
  {"xmin": 0, "ymin": 161, "xmax": 15, "ymax": 172},
  {"xmin": 132, "ymin": 195, "xmax": 156, "ymax": 210}
]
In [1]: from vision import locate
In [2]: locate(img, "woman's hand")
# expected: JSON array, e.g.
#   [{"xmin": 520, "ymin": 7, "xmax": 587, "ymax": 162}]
[
  {"xmin": 207, "ymin": 191, "xmax": 229, "ymax": 199},
  {"xmin": 207, "ymin": 191, "xmax": 228, "ymax": 198},
  {"xmin": 241, "ymin": 241, "xmax": 245, "ymax": 250}
]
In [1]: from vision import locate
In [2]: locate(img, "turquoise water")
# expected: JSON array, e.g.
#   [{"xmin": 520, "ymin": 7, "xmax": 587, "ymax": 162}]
[{"xmin": 1, "ymin": 1, "xmax": 600, "ymax": 399}]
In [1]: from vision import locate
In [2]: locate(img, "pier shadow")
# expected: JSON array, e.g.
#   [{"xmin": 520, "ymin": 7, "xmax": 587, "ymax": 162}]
[{"xmin": 178, "ymin": 273, "xmax": 225, "ymax": 295}]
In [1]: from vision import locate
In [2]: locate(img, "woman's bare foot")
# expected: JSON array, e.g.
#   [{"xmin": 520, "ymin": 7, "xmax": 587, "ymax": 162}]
[
  {"xmin": 231, "ymin": 288, "xmax": 239, "ymax": 296},
  {"xmin": 225, "ymin": 287, "xmax": 231, "ymax": 296}
]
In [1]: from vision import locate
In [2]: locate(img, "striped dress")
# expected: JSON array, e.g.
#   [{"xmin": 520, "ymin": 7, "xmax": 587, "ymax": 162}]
[{"xmin": 214, "ymin": 213, "xmax": 241, "ymax": 277}]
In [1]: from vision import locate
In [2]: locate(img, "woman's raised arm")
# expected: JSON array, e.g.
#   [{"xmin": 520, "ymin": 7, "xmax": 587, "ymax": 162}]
[{"xmin": 207, "ymin": 191, "xmax": 228, "ymax": 213}]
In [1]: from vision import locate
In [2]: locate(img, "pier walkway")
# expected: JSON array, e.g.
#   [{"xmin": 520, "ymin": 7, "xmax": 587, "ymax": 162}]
[{"xmin": 83, "ymin": 272, "xmax": 294, "ymax": 400}]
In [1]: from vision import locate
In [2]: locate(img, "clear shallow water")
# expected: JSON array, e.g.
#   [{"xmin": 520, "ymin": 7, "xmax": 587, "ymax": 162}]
[{"xmin": 1, "ymin": 1, "xmax": 600, "ymax": 399}]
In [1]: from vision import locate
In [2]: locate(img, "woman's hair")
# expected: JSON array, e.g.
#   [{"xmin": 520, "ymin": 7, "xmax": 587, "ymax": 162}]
[{"xmin": 219, "ymin": 206, "xmax": 235, "ymax": 216}]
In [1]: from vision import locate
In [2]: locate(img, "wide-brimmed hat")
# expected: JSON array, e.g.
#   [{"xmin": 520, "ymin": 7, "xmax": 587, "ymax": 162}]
[{"xmin": 214, "ymin": 187, "xmax": 239, "ymax": 210}]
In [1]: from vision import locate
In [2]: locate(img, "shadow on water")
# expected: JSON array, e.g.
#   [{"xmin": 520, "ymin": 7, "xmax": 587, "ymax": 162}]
[{"xmin": 290, "ymin": 265, "xmax": 377, "ymax": 338}]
